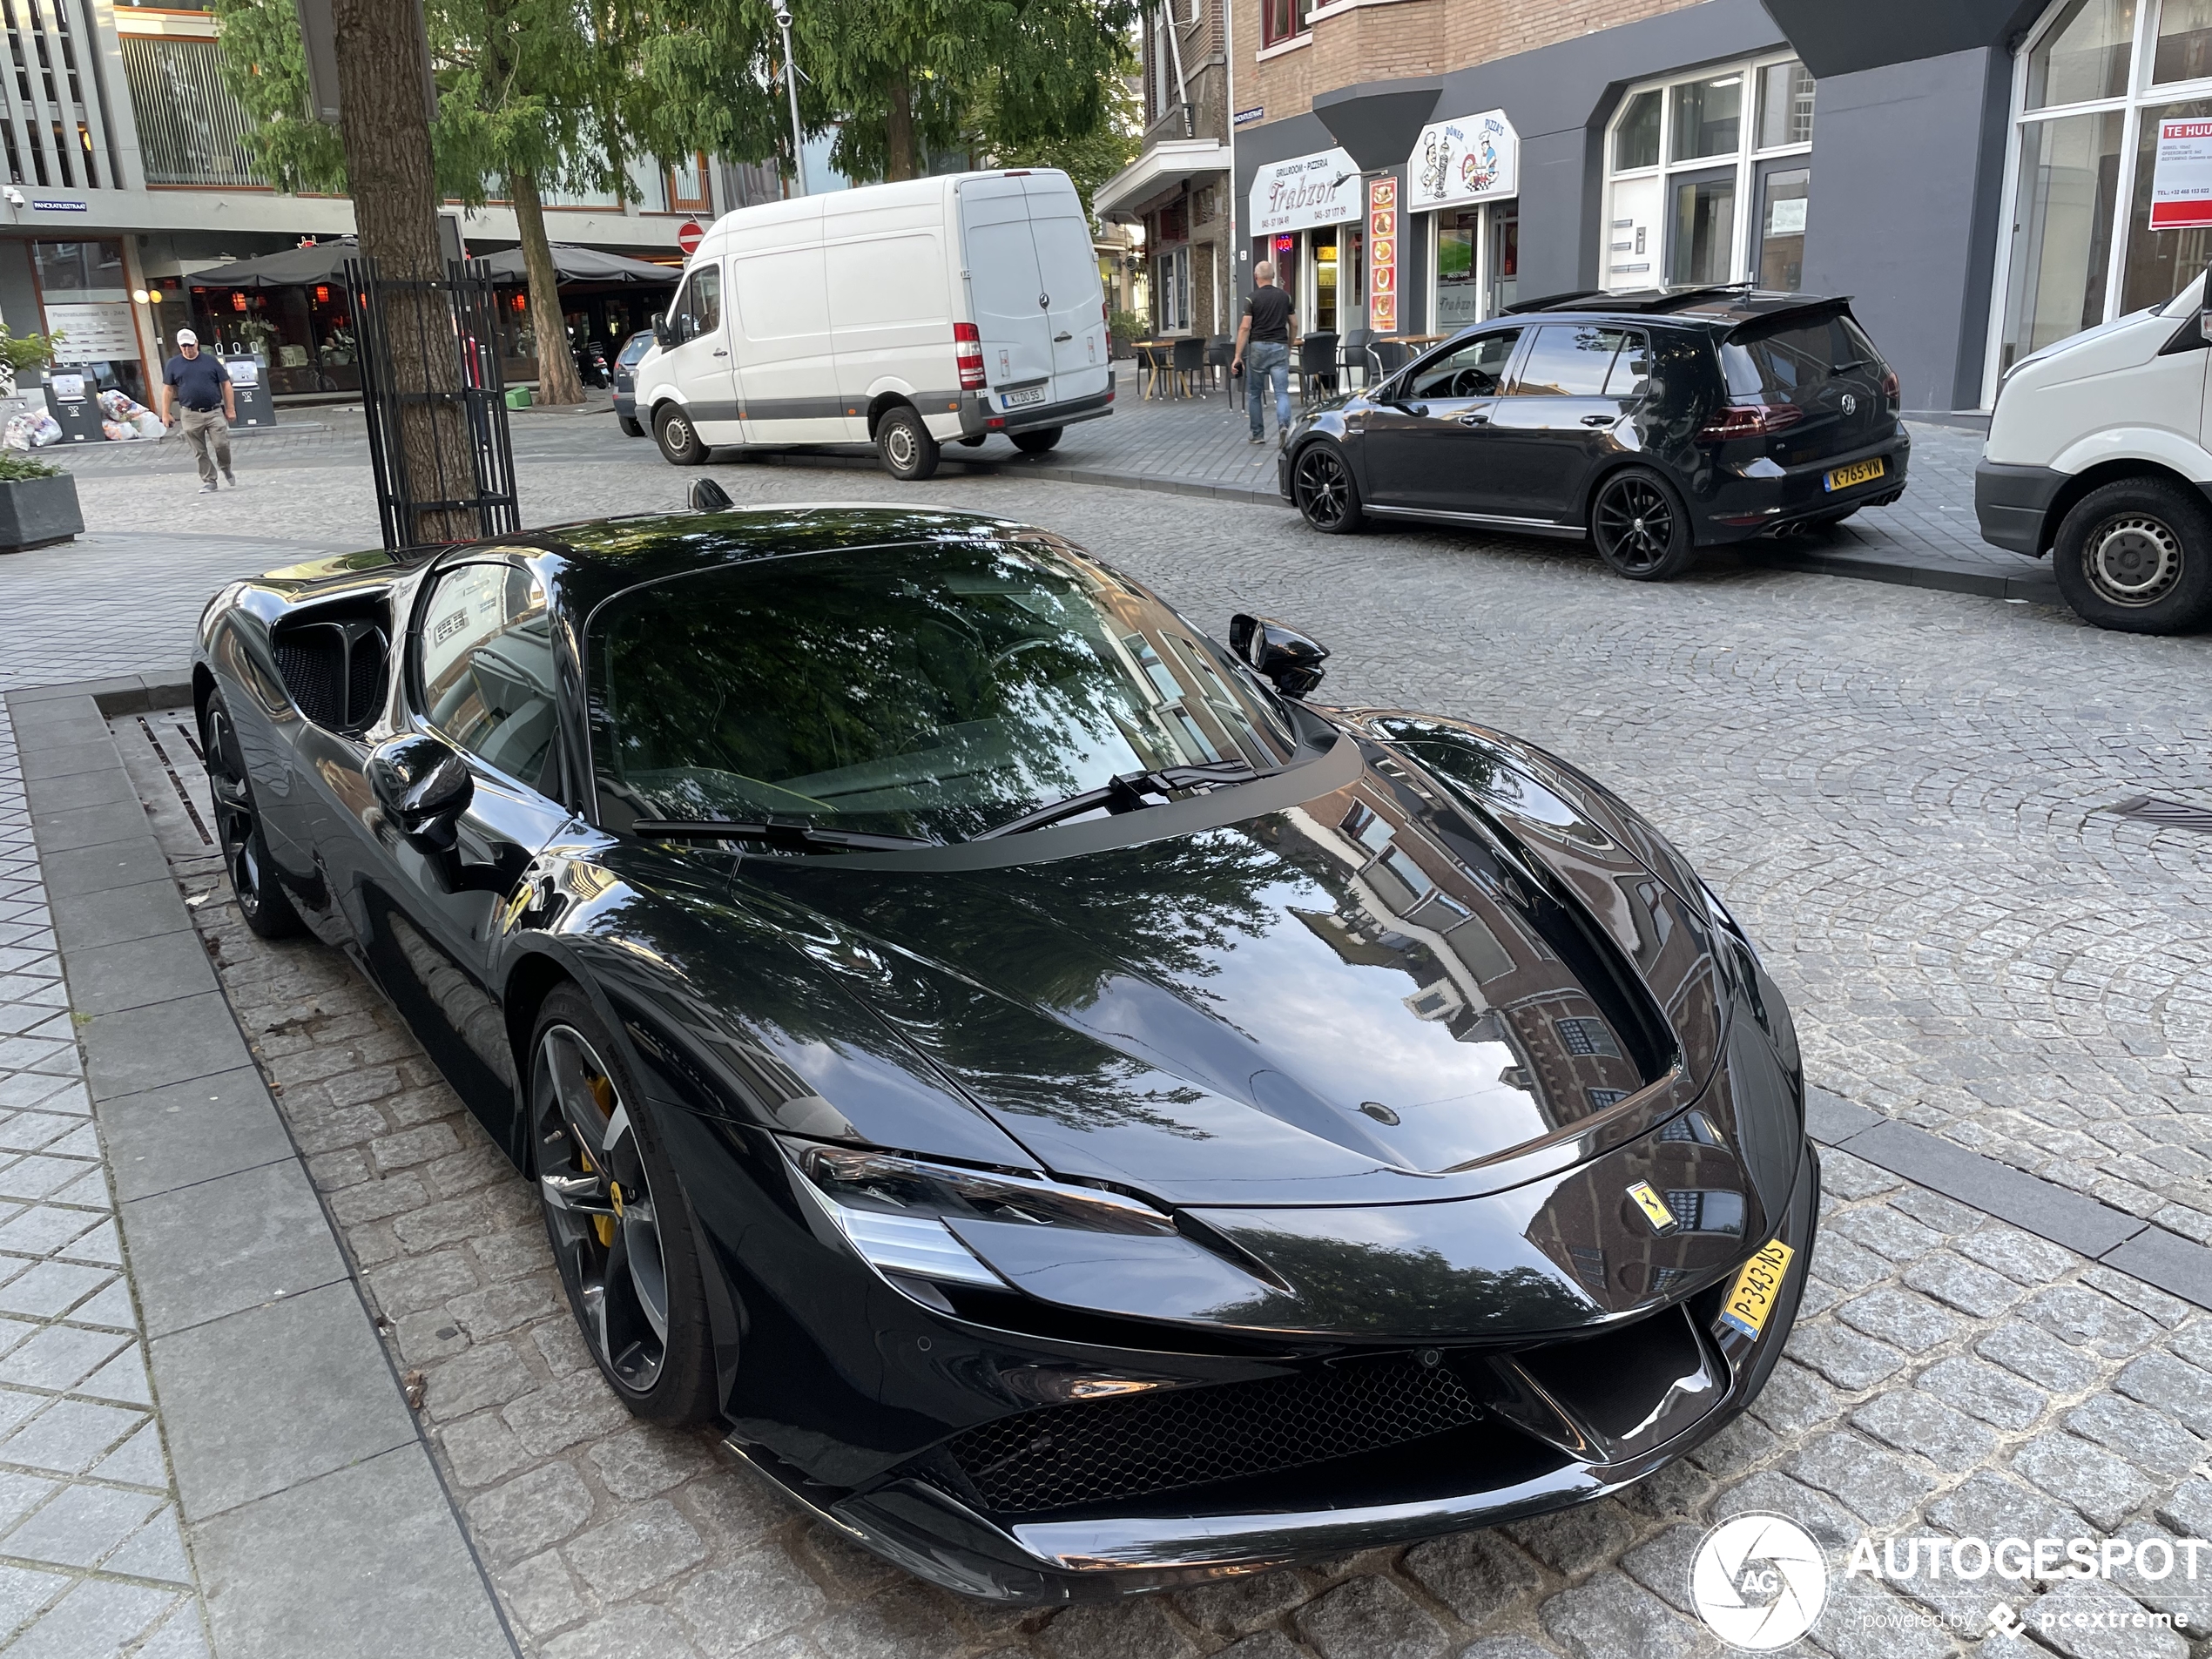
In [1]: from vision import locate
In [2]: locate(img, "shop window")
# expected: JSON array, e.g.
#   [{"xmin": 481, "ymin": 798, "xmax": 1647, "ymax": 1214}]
[
  {"xmin": 2122, "ymin": 96, "xmax": 2212, "ymax": 308},
  {"xmin": 2027, "ymin": 0, "xmax": 2138, "ymax": 108},
  {"xmin": 1615, "ymin": 91, "xmax": 1661, "ymax": 171},
  {"xmin": 1669, "ymin": 177, "xmax": 1737, "ymax": 284},
  {"xmin": 2155, "ymin": 0, "xmax": 2212, "ymax": 79},
  {"xmin": 2000, "ymin": 109, "xmax": 2124, "ymax": 369},
  {"xmin": 1755, "ymin": 60, "xmax": 1815, "ymax": 148},
  {"xmin": 1156, "ymin": 245, "xmax": 1190, "ymax": 333},
  {"xmin": 1435, "ymin": 211, "xmax": 1480, "ymax": 328},
  {"xmin": 1312, "ymin": 226, "xmax": 1338, "ymax": 334},
  {"xmin": 1758, "ymin": 169, "xmax": 1811, "ymax": 291},
  {"xmin": 1669, "ymin": 74, "xmax": 1743, "ymax": 162},
  {"xmin": 1489, "ymin": 206, "xmax": 1518, "ymax": 314},
  {"xmin": 1261, "ymin": 0, "xmax": 1311, "ymax": 48}
]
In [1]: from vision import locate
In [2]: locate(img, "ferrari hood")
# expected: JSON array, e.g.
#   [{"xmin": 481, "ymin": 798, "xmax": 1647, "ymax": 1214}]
[{"xmin": 738, "ymin": 730, "xmax": 1729, "ymax": 1211}]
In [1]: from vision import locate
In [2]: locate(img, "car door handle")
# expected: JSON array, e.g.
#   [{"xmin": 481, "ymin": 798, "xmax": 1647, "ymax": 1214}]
[
  {"xmin": 712, "ymin": 347, "xmax": 728, "ymax": 357},
  {"xmin": 1581, "ymin": 413, "xmax": 1613, "ymax": 427},
  {"xmin": 1054, "ymin": 332, "xmax": 1073, "ymax": 342},
  {"xmin": 1458, "ymin": 411, "xmax": 1489, "ymax": 426}
]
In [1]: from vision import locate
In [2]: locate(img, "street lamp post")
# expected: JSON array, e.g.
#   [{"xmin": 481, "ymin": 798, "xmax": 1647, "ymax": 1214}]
[{"xmin": 776, "ymin": 6, "xmax": 806, "ymax": 199}]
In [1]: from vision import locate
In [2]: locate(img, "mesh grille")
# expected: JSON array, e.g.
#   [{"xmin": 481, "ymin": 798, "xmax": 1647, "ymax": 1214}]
[
  {"xmin": 272, "ymin": 637, "xmax": 345, "ymax": 729},
  {"xmin": 347, "ymin": 643, "xmax": 388, "ymax": 729},
  {"xmin": 945, "ymin": 1355, "xmax": 1483, "ymax": 1516}
]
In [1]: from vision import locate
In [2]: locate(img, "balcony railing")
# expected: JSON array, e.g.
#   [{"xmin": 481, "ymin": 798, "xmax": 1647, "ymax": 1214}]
[{"xmin": 120, "ymin": 34, "xmax": 266, "ymax": 187}]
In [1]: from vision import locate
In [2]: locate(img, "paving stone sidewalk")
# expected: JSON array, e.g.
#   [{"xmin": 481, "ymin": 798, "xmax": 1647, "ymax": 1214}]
[{"xmin": 0, "ymin": 703, "xmax": 212, "ymax": 1656}]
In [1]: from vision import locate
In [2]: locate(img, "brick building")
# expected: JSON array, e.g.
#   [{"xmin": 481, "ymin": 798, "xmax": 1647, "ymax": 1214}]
[
  {"xmin": 1096, "ymin": 1, "xmax": 1237, "ymax": 338},
  {"xmin": 1228, "ymin": 0, "xmax": 2183, "ymax": 418}
]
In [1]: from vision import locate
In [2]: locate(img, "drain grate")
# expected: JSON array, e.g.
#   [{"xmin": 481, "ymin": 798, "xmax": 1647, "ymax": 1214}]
[{"xmin": 2101, "ymin": 795, "xmax": 2212, "ymax": 834}]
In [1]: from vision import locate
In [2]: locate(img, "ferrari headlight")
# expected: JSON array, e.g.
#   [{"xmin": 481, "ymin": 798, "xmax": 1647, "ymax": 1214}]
[{"xmin": 781, "ymin": 1139, "xmax": 1176, "ymax": 1291}]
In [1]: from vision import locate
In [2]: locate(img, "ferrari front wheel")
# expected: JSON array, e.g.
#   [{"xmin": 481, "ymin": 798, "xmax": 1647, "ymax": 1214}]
[
  {"xmin": 530, "ymin": 988, "xmax": 717, "ymax": 1426},
  {"xmin": 201, "ymin": 692, "xmax": 304, "ymax": 940}
]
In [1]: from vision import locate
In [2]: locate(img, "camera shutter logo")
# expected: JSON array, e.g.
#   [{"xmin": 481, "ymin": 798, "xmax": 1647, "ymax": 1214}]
[{"xmin": 1689, "ymin": 1513, "xmax": 1828, "ymax": 1649}]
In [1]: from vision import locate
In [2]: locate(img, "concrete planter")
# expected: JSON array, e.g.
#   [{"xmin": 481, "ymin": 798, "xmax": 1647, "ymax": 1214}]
[{"xmin": 0, "ymin": 472, "xmax": 83, "ymax": 552}]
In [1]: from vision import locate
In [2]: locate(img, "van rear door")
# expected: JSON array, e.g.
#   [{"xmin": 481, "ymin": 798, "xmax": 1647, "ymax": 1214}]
[
  {"xmin": 1022, "ymin": 176, "xmax": 1109, "ymax": 406},
  {"xmin": 957, "ymin": 176, "xmax": 1056, "ymax": 415}
]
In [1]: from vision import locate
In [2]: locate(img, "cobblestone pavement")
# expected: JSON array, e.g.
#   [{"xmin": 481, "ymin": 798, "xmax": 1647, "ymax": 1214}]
[{"xmin": 0, "ymin": 706, "xmax": 212, "ymax": 1656}]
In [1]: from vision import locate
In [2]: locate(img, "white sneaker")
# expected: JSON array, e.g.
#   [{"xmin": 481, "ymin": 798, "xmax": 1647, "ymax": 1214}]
[
  {"xmin": 222, "ymin": 469, "xmax": 237, "ymax": 487},
  {"xmin": 199, "ymin": 482, "xmax": 218, "ymax": 495}
]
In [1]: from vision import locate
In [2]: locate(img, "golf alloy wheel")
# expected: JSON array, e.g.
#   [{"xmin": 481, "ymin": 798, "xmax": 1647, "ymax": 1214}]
[
  {"xmin": 1592, "ymin": 470, "xmax": 1692, "ymax": 581},
  {"xmin": 2081, "ymin": 513, "xmax": 2183, "ymax": 609},
  {"xmin": 1292, "ymin": 443, "xmax": 1362, "ymax": 534},
  {"xmin": 535, "ymin": 1023, "xmax": 671, "ymax": 1394}
]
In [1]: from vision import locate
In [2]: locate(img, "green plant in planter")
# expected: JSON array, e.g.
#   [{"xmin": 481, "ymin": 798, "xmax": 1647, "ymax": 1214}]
[
  {"xmin": 0, "ymin": 450, "xmax": 62, "ymax": 482},
  {"xmin": 0, "ymin": 326, "xmax": 63, "ymax": 401},
  {"xmin": 1109, "ymin": 308, "xmax": 1147, "ymax": 343}
]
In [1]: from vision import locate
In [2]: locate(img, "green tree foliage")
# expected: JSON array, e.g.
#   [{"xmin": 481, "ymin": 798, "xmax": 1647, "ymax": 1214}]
[
  {"xmin": 797, "ymin": 0, "xmax": 1140, "ymax": 184},
  {"xmin": 206, "ymin": 0, "xmax": 347, "ymax": 192},
  {"xmin": 979, "ymin": 67, "xmax": 1139, "ymax": 222}
]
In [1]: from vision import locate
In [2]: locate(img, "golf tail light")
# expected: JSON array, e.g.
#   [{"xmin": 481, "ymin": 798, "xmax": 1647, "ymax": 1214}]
[
  {"xmin": 954, "ymin": 322, "xmax": 985, "ymax": 389},
  {"xmin": 1881, "ymin": 368, "xmax": 1900, "ymax": 413},
  {"xmin": 785, "ymin": 1138, "xmax": 1175, "ymax": 1288},
  {"xmin": 1696, "ymin": 401, "xmax": 1804, "ymax": 441}
]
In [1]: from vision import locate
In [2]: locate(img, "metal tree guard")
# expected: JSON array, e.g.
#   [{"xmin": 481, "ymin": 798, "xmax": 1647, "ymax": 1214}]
[{"xmin": 345, "ymin": 256, "xmax": 520, "ymax": 549}]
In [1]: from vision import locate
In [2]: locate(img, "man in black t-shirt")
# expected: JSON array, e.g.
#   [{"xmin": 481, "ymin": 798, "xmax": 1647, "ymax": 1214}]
[
  {"xmin": 1231, "ymin": 262, "xmax": 1298, "ymax": 444},
  {"xmin": 160, "ymin": 329, "xmax": 237, "ymax": 494}
]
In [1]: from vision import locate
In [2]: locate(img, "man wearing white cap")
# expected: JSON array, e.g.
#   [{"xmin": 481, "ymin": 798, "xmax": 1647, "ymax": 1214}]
[{"xmin": 160, "ymin": 329, "xmax": 236, "ymax": 494}]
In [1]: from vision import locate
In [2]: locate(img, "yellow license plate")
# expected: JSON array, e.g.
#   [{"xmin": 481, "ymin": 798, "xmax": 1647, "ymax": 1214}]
[
  {"xmin": 1824, "ymin": 457, "xmax": 1885, "ymax": 492},
  {"xmin": 1717, "ymin": 1239, "xmax": 1796, "ymax": 1339}
]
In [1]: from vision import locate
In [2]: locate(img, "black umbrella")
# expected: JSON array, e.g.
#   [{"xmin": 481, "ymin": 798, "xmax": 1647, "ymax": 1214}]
[
  {"xmin": 185, "ymin": 241, "xmax": 359, "ymax": 289},
  {"xmin": 472, "ymin": 243, "xmax": 680, "ymax": 284}
]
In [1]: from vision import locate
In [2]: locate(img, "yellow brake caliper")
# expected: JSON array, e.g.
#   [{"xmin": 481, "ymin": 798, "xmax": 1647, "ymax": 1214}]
[{"xmin": 583, "ymin": 1072, "xmax": 619, "ymax": 1249}]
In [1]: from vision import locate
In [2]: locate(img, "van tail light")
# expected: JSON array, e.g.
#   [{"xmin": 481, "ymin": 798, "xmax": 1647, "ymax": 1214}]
[
  {"xmin": 1881, "ymin": 368, "xmax": 1900, "ymax": 413},
  {"xmin": 954, "ymin": 322, "xmax": 985, "ymax": 390},
  {"xmin": 1696, "ymin": 401, "xmax": 1804, "ymax": 441}
]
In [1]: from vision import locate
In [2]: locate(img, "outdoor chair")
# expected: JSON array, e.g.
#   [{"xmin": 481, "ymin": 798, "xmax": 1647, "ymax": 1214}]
[
  {"xmin": 1136, "ymin": 343, "xmax": 1170, "ymax": 401},
  {"xmin": 1205, "ymin": 335, "xmax": 1235, "ymax": 395},
  {"xmin": 1372, "ymin": 339, "xmax": 1413, "ymax": 382},
  {"xmin": 1339, "ymin": 328, "xmax": 1372, "ymax": 390},
  {"xmin": 1298, "ymin": 332, "xmax": 1340, "ymax": 404},
  {"xmin": 1172, "ymin": 336, "xmax": 1207, "ymax": 399}
]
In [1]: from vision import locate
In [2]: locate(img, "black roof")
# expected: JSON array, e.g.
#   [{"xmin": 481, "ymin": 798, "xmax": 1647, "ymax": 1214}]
[{"xmin": 1499, "ymin": 286, "xmax": 1850, "ymax": 326}]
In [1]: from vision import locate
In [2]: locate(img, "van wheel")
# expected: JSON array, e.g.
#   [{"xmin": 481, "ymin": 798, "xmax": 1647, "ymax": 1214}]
[
  {"xmin": 1591, "ymin": 469, "xmax": 1696, "ymax": 581},
  {"xmin": 2054, "ymin": 479, "xmax": 2212, "ymax": 634},
  {"xmin": 655, "ymin": 406, "xmax": 707, "ymax": 466},
  {"xmin": 876, "ymin": 406, "xmax": 940, "ymax": 481},
  {"xmin": 618, "ymin": 415, "xmax": 644, "ymax": 438},
  {"xmin": 1012, "ymin": 427, "xmax": 1063, "ymax": 455}
]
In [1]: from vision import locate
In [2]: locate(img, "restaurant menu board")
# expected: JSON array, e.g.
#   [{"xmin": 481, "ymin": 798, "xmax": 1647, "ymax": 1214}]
[
  {"xmin": 42, "ymin": 376, "xmax": 106, "ymax": 444},
  {"xmin": 2151, "ymin": 118, "xmax": 2212, "ymax": 229},
  {"xmin": 1368, "ymin": 179, "xmax": 1398, "ymax": 334},
  {"xmin": 226, "ymin": 357, "xmax": 277, "ymax": 428}
]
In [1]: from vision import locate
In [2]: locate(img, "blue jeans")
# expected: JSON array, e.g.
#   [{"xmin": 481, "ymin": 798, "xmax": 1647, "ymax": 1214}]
[{"xmin": 1245, "ymin": 341, "xmax": 1291, "ymax": 437}]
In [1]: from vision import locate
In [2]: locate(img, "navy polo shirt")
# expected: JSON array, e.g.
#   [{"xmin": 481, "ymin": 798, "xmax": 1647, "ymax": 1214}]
[{"xmin": 164, "ymin": 352, "xmax": 230, "ymax": 411}]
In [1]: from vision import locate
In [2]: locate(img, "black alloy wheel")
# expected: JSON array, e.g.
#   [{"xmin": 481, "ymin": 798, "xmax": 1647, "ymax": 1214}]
[
  {"xmin": 2054, "ymin": 478, "xmax": 2212, "ymax": 635},
  {"xmin": 200, "ymin": 693, "xmax": 303, "ymax": 940},
  {"xmin": 531, "ymin": 988, "xmax": 715, "ymax": 1425},
  {"xmin": 1292, "ymin": 442, "xmax": 1364, "ymax": 534},
  {"xmin": 617, "ymin": 414, "xmax": 644, "ymax": 438},
  {"xmin": 875, "ymin": 405, "xmax": 941, "ymax": 481},
  {"xmin": 1591, "ymin": 469, "xmax": 1695, "ymax": 581},
  {"xmin": 654, "ymin": 405, "xmax": 708, "ymax": 465},
  {"xmin": 1011, "ymin": 426, "xmax": 1063, "ymax": 455}
]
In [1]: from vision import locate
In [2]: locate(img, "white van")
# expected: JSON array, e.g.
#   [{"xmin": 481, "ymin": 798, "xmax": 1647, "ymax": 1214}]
[
  {"xmin": 1976, "ymin": 266, "xmax": 2212, "ymax": 634},
  {"xmin": 633, "ymin": 168, "xmax": 1112, "ymax": 482}
]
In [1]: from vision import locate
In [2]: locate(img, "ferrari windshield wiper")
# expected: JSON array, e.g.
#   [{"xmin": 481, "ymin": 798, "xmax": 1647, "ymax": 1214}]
[
  {"xmin": 977, "ymin": 761, "xmax": 1257, "ymax": 840},
  {"xmin": 633, "ymin": 819, "xmax": 939, "ymax": 853}
]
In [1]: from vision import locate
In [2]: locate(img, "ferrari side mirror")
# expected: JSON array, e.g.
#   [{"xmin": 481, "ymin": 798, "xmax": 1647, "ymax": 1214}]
[
  {"xmin": 369, "ymin": 732, "xmax": 474, "ymax": 851},
  {"xmin": 1229, "ymin": 612, "xmax": 1330, "ymax": 698}
]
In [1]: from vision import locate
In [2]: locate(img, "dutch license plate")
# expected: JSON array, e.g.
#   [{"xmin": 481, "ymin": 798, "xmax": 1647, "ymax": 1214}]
[
  {"xmin": 1004, "ymin": 385, "xmax": 1049, "ymax": 409},
  {"xmin": 1717, "ymin": 1238, "xmax": 1796, "ymax": 1340},
  {"xmin": 1824, "ymin": 456, "xmax": 1885, "ymax": 493}
]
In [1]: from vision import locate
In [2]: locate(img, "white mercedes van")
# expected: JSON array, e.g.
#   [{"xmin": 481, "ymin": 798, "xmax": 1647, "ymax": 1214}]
[
  {"xmin": 634, "ymin": 168, "xmax": 1112, "ymax": 482},
  {"xmin": 1976, "ymin": 266, "xmax": 2212, "ymax": 634}
]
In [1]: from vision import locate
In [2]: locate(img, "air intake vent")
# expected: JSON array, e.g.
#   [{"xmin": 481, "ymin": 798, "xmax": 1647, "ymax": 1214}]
[{"xmin": 942, "ymin": 1353, "xmax": 1483, "ymax": 1516}]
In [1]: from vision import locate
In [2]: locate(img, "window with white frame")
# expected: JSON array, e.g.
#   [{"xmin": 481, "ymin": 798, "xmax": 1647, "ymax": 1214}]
[
  {"xmin": 1156, "ymin": 245, "xmax": 1190, "ymax": 333},
  {"xmin": 1992, "ymin": 0, "xmax": 2212, "ymax": 396},
  {"xmin": 1602, "ymin": 57, "xmax": 1815, "ymax": 294}
]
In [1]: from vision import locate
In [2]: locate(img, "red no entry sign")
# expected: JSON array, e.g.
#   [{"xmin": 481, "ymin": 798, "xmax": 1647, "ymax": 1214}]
[{"xmin": 677, "ymin": 219, "xmax": 705, "ymax": 256}]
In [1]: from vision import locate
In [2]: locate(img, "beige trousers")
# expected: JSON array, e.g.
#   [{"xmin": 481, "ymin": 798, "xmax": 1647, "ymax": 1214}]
[{"xmin": 180, "ymin": 407, "xmax": 232, "ymax": 485}]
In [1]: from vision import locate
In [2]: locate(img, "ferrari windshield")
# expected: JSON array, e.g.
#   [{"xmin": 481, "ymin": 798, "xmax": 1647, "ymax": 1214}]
[{"xmin": 586, "ymin": 540, "xmax": 1299, "ymax": 843}]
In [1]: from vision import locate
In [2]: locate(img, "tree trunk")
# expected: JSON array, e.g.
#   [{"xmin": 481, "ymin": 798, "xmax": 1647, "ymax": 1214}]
[
  {"xmin": 886, "ymin": 68, "xmax": 916, "ymax": 181},
  {"xmin": 330, "ymin": 0, "xmax": 475, "ymax": 543},
  {"xmin": 511, "ymin": 171, "xmax": 583, "ymax": 406}
]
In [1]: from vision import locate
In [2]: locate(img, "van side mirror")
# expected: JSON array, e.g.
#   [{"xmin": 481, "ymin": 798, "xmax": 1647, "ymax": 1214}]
[
  {"xmin": 2200, "ymin": 262, "xmax": 2210, "ymax": 339},
  {"xmin": 369, "ymin": 733, "xmax": 474, "ymax": 852},
  {"xmin": 1229, "ymin": 613, "xmax": 1330, "ymax": 698},
  {"xmin": 651, "ymin": 313, "xmax": 671, "ymax": 352}
]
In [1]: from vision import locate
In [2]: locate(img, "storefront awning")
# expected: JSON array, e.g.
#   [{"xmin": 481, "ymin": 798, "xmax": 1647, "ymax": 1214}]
[
  {"xmin": 472, "ymin": 244, "xmax": 679, "ymax": 285},
  {"xmin": 185, "ymin": 240, "xmax": 676, "ymax": 291},
  {"xmin": 1095, "ymin": 140, "xmax": 1233, "ymax": 221}
]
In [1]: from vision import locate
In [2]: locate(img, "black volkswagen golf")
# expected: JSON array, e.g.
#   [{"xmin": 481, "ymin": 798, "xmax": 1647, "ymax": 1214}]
[{"xmin": 1280, "ymin": 287, "xmax": 1908, "ymax": 580}]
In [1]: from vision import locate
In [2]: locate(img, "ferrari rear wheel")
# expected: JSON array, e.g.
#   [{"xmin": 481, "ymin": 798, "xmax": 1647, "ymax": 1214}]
[
  {"xmin": 200, "ymin": 693, "xmax": 303, "ymax": 940},
  {"xmin": 530, "ymin": 988, "xmax": 716, "ymax": 1426}
]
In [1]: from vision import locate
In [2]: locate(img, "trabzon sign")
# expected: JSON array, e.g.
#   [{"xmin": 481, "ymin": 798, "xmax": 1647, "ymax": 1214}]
[{"xmin": 1248, "ymin": 147, "xmax": 1363, "ymax": 238}]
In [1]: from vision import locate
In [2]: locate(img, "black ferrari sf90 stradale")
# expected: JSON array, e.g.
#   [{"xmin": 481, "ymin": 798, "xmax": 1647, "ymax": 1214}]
[{"xmin": 192, "ymin": 504, "xmax": 1817, "ymax": 1602}]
